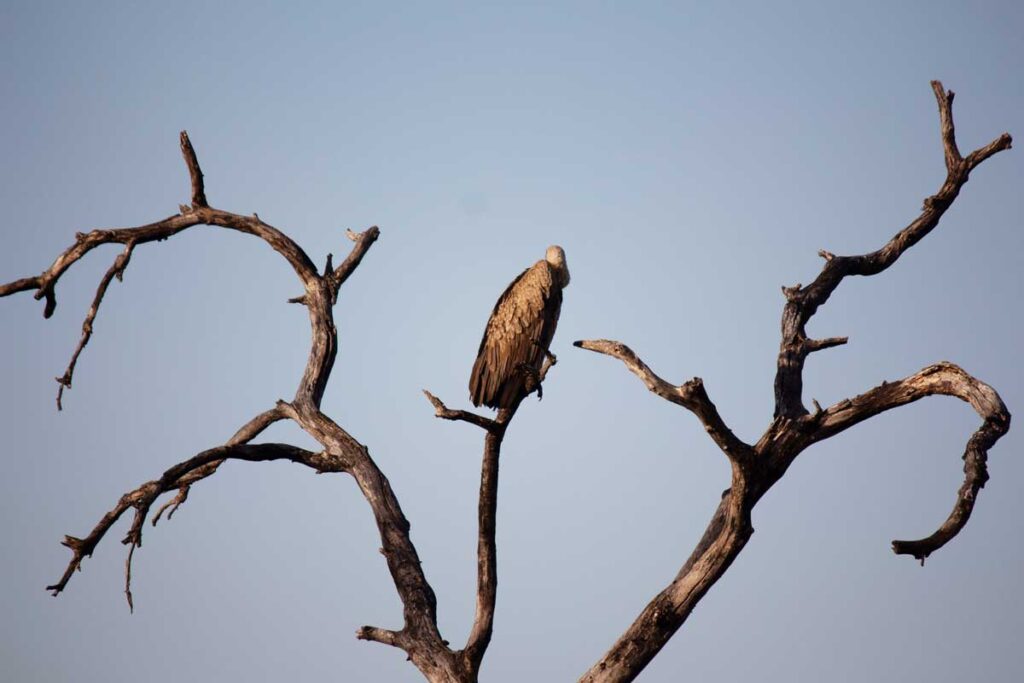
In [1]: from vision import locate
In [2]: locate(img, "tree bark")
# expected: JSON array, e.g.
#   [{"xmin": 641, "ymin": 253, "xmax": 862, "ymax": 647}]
[
  {"xmin": 0, "ymin": 82, "xmax": 1011, "ymax": 683},
  {"xmin": 574, "ymin": 81, "xmax": 1011, "ymax": 682}
]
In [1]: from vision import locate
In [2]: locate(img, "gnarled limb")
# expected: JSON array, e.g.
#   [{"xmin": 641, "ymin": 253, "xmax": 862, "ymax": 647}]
[
  {"xmin": 573, "ymin": 339, "xmax": 752, "ymax": 464},
  {"xmin": 47, "ymin": 441, "xmax": 325, "ymax": 600},
  {"xmin": 807, "ymin": 362, "xmax": 1010, "ymax": 563},
  {"xmin": 153, "ymin": 406, "xmax": 288, "ymax": 525},
  {"xmin": 3, "ymin": 132, "xmax": 470, "ymax": 682},
  {"xmin": 773, "ymin": 81, "xmax": 1011, "ymax": 419},
  {"xmin": 576, "ymin": 82, "xmax": 1011, "ymax": 683}
]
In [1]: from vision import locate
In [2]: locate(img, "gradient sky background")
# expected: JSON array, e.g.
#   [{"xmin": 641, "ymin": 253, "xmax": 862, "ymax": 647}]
[{"xmin": 1, "ymin": 2, "xmax": 1022, "ymax": 682}]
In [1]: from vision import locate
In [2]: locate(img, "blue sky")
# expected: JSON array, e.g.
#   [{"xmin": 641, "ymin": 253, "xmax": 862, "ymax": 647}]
[{"xmin": 2, "ymin": 2, "xmax": 1022, "ymax": 681}]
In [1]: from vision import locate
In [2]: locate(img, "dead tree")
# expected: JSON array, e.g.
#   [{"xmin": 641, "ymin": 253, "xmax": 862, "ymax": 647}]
[
  {"xmin": 0, "ymin": 82, "xmax": 1011, "ymax": 683},
  {"xmin": 0, "ymin": 130, "xmax": 550, "ymax": 683},
  {"xmin": 572, "ymin": 81, "xmax": 1011, "ymax": 681}
]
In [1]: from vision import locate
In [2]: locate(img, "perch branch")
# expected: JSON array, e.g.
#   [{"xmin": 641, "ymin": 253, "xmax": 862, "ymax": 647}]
[
  {"xmin": 423, "ymin": 373, "xmax": 554, "ymax": 673},
  {"xmin": 422, "ymin": 390, "xmax": 498, "ymax": 432},
  {"xmin": 460, "ymin": 406, "xmax": 516, "ymax": 673},
  {"xmin": 420, "ymin": 391, "xmax": 517, "ymax": 674}
]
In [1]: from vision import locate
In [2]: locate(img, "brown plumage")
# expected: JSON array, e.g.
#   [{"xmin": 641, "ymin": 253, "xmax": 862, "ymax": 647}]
[{"xmin": 469, "ymin": 246, "xmax": 570, "ymax": 409}]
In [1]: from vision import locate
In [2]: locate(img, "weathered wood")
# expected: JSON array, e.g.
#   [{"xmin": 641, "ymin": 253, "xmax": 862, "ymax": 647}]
[
  {"xmin": 0, "ymin": 81, "xmax": 1013, "ymax": 683},
  {"xmin": 574, "ymin": 81, "xmax": 1011, "ymax": 683},
  {"xmin": 0, "ymin": 132, "xmax": 470, "ymax": 682}
]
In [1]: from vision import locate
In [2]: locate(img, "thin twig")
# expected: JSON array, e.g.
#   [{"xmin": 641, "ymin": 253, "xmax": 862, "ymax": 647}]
[{"xmin": 55, "ymin": 240, "xmax": 135, "ymax": 409}]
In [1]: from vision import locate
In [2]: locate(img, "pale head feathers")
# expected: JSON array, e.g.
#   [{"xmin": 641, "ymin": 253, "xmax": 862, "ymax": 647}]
[{"xmin": 545, "ymin": 245, "xmax": 570, "ymax": 287}]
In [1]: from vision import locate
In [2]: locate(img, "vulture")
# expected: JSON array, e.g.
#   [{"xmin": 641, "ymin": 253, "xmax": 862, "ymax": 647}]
[{"xmin": 469, "ymin": 245, "xmax": 570, "ymax": 409}]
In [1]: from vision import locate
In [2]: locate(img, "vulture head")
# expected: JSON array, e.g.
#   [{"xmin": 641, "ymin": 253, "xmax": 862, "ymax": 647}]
[{"xmin": 546, "ymin": 245, "xmax": 570, "ymax": 288}]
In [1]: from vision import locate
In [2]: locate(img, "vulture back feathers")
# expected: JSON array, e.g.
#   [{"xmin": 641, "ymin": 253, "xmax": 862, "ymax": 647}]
[{"xmin": 469, "ymin": 246, "xmax": 569, "ymax": 409}]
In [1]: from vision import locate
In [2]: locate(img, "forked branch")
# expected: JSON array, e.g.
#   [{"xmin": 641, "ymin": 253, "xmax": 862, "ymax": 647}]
[
  {"xmin": 3, "ymin": 132, "xmax": 473, "ymax": 682},
  {"xmin": 575, "ymin": 82, "xmax": 1011, "ymax": 683},
  {"xmin": 773, "ymin": 80, "xmax": 1011, "ymax": 419},
  {"xmin": 47, "ymin": 441, "xmax": 325, "ymax": 599},
  {"xmin": 422, "ymin": 375, "xmax": 555, "ymax": 676}
]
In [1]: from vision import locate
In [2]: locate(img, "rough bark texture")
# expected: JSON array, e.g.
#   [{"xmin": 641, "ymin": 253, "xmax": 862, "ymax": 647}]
[
  {"xmin": 0, "ymin": 131, "xmax": 559, "ymax": 683},
  {"xmin": 573, "ymin": 81, "xmax": 1011, "ymax": 682},
  {"xmin": 1, "ymin": 81, "xmax": 1012, "ymax": 682}
]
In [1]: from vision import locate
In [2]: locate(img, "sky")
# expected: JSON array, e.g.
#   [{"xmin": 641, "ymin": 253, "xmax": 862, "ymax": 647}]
[{"xmin": 1, "ymin": 2, "xmax": 1022, "ymax": 681}]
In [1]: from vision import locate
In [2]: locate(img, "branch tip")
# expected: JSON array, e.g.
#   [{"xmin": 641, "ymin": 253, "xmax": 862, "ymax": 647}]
[
  {"xmin": 178, "ymin": 131, "xmax": 208, "ymax": 207},
  {"xmin": 356, "ymin": 625, "xmax": 401, "ymax": 647},
  {"xmin": 422, "ymin": 389, "xmax": 496, "ymax": 431}
]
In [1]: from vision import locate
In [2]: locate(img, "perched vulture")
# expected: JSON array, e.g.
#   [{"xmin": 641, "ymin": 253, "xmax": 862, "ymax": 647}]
[{"xmin": 469, "ymin": 245, "xmax": 570, "ymax": 409}]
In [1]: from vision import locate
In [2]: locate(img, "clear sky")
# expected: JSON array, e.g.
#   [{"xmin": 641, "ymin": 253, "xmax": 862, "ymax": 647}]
[{"xmin": 1, "ymin": 2, "xmax": 1022, "ymax": 681}]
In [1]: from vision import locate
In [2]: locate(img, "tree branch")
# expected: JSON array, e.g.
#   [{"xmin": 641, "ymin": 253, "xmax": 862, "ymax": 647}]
[
  {"xmin": 329, "ymin": 227, "xmax": 381, "ymax": 299},
  {"xmin": 356, "ymin": 625, "xmax": 404, "ymax": 647},
  {"xmin": 153, "ymin": 406, "xmax": 287, "ymax": 525},
  {"xmin": 179, "ymin": 131, "xmax": 208, "ymax": 207},
  {"xmin": 461, "ymin": 409, "xmax": 513, "ymax": 673},
  {"xmin": 807, "ymin": 362, "xmax": 1010, "ymax": 563},
  {"xmin": 47, "ymin": 441, "xmax": 327, "ymax": 600},
  {"xmin": 773, "ymin": 80, "xmax": 1012, "ymax": 419},
  {"xmin": 573, "ymin": 339, "xmax": 751, "ymax": 463},
  {"xmin": 422, "ymin": 386, "xmax": 546, "ymax": 674},
  {"xmin": 422, "ymin": 391, "xmax": 514, "ymax": 674},
  {"xmin": 55, "ymin": 241, "xmax": 135, "ymax": 410},
  {"xmin": 422, "ymin": 390, "xmax": 497, "ymax": 432},
  {"xmin": 578, "ymin": 82, "xmax": 1012, "ymax": 683},
  {"xmin": 5, "ymin": 131, "xmax": 472, "ymax": 681},
  {"xmin": 0, "ymin": 134, "xmax": 322, "ymax": 406}
]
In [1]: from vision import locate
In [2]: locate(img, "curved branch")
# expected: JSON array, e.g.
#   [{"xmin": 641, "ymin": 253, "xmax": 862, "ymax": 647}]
[
  {"xmin": 153, "ymin": 406, "xmax": 287, "ymax": 524},
  {"xmin": 773, "ymin": 81, "xmax": 1012, "ymax": 418},
  {"xmin": 579, "ymin": 82, "xmax": 1012, "ymax": 683},
  {"xmin": 5, "ymin": 131, "xmax": 463, "ymax": 680},
  {"xmin": 1, "ymin": 132, "xmax": 321, "ymax": 405},
  {"xmin": 808, "ymin": 362, "xmax": 1010, "ymax": 563},
  {"xmin": 47, "ymin": 441, "xmax": 327, "ymax": 599},
  {"xmin": 573, "ymin": 339, "xmax": 751, "ymax": 463}
]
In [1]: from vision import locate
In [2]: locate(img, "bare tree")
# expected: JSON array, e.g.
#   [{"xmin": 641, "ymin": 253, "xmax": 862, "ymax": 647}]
[{"xmin": 0, "ymin": 82, "xmax": 1011, "ymax": 682}]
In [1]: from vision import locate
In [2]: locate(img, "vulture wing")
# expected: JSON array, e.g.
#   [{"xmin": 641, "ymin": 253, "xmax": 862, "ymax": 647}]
[{"xmin": 469, "ymin": 260, "xmax": 563, "ymax": 409}]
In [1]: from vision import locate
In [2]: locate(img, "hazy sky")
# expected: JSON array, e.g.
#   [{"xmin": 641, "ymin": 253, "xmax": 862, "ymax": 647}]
[{"xmin": 2, "ymin": 2, "xmax": 1022, "ymax": 682}]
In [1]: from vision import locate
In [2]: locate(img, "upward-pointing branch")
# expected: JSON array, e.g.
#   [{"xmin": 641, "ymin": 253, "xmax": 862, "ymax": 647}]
[
  {"xmin": 576, "ymin": 81, "xmax": 1012, "ymax": 683},
  {"xmin": 773, "ymin": 80, "xmax": 1012, "ymax": 419}
]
